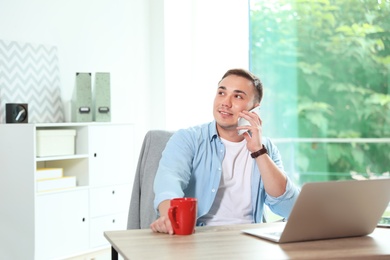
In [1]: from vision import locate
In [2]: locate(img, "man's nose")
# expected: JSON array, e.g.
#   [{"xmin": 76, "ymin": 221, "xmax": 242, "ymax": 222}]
[{"xmin": 222, "ymin": 95, "xmax": 232, "ymax": 107}]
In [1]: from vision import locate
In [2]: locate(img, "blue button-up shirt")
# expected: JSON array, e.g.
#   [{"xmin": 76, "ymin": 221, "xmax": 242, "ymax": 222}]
[{"xmin": 153, "ymin": 121, "xmax": 300, "ymax": 225}]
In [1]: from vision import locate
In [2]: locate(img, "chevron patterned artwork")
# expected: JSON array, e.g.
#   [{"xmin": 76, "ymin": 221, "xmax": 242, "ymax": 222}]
[{"xmin": 0, "ymin": 40, "xmax": 65, "ymax": 123}]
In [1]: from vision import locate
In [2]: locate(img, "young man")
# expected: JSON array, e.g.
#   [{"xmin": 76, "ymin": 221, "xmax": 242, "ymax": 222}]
[{"xmin": 151, "ymin": 68, "xmax": 300, "ymax": 234}]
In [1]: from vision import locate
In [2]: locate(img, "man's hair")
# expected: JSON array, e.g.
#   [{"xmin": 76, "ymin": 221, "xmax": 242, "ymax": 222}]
[{"xmin": 220, "ymin": 68, "xmax": 263, "ymax": 103}]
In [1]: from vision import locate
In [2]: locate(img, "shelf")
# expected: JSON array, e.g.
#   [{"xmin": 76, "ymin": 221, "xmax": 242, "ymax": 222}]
[
  {"xmin": 36, "ymin": 186, "xmax": 89, "ymax": 196},
  {"xmin": 34, "ymin": 122, "xmax": 127, "ymax": 128},
  {"xmin": 36, "ymin": 154, "xmax": 89, "ymax": 162}
]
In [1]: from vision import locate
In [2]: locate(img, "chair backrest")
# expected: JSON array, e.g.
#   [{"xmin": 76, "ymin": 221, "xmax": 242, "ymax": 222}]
[{"xmin": 127, "ymin": 130, "xmax": 174, "ymax": 229}]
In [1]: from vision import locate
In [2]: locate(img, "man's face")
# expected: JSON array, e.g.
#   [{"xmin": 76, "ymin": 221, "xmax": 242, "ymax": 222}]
[{"xmin": 213, "ymin": 74, "xmax": 257, "ymax": 132}]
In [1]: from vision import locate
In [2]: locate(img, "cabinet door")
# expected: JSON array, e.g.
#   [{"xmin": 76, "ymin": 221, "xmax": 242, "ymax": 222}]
[
  {"xmin": 90, "ymin": 184, "xmax": 131, "ymax": 217},
  {"xmin": 89, "ymin": 124, "xmax": 134, "ymax": 186},
  {"xmin": 90, "ymin": 213, "xmax": 127, "ymax": 248},
  {"xmin": 35, "ymin": 190, "xmax": 89, "ymax": 260}
]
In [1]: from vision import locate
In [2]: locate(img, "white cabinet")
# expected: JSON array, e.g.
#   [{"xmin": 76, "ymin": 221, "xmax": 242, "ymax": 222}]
[
  {"xmin": 90, "ymin": 185, "xmax": 131, "ymax": 217},
  {"xmin": 88, "ymin": 125, "xmax": 133, "ymax": 186},
  {"xmin": 0, "ymin": 123, "xmax": 135, "ymax": 260},
  {"xmin": 35, "ymin": 189, "xmax": 89, "ymax": 259},
  {"xmin": 90, "ymin": 212, "xmax": 127, "ymax": 247}
]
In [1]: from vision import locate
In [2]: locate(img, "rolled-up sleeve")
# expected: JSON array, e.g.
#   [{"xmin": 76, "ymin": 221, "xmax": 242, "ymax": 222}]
[
  {"xmin": 261, "ymin": 138, "xmax": 300, "ymax": 219},
  {"xmin": 153, "ymin": 130, "xmax": 194, "ymax": 213},
  {"xmin": 265, "ymin": 177, "xmax": 300, "ymax": 218}
]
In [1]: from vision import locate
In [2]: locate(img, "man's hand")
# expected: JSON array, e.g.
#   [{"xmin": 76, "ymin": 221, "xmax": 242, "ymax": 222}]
[
  {"xmin": 150, "ymin": 200, "xmax": 174, "ymax": 235},
  {"xmin": 150, "ymin": 215, "xmax": 174, "ymax": 235},
  {"xmin": 237, "ymin": 109, "xmax": 263, "ymax": 153},
  {"xmin": 239, "ymin": 109, "xmax": 287, "ymax": 198}
]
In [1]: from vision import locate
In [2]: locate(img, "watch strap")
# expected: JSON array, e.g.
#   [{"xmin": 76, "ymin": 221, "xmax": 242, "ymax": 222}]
[{"xmin": 251, "ymin": 144, "xmax": 267, "ymax": 159}]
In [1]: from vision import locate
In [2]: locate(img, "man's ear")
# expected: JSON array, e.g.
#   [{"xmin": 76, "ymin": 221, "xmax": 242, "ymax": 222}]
[{"xmin": 252, "ymin": 104, "xmax": 260, "ymax": 109}]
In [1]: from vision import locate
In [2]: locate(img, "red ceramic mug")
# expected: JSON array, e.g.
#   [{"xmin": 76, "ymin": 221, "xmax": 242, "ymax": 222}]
[{"xmin": 168, "ymin": 197, "xmax": 197, "ymax": 235}]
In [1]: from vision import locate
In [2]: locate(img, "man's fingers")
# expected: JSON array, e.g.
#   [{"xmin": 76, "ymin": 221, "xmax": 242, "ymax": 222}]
[{"xmin": 150, "ymin": 216, "xmax": 174, "ymax": 235}]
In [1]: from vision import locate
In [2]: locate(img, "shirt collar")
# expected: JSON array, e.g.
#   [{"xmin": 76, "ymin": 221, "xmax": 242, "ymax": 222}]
[{"xmin": 208, "ymin": 121, "xmax": 219, "ymax": 142}]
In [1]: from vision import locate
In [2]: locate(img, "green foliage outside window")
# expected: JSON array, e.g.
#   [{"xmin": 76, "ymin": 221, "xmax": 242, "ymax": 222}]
[{"xmin": 250, "ymin": 0, "xmax": 390, "ymax": 183}]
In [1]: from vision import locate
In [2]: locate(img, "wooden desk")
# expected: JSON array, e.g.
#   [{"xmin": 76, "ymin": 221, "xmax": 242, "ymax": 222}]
[{"xmin": 104, "ymin": 223, "xmax": 390, "ymax": 259}]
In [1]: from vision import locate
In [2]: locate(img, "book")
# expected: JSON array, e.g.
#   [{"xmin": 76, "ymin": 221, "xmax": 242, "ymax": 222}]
[
  {"xmin": 36, "ymin": 168, "xmax": 63, "ymax": 180},
  {"xmin": 36, "ymin": 176, "xmax": 76, "ymax": 192}
]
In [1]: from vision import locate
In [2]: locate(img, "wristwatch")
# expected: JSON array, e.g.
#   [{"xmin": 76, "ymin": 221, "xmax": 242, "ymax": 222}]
[{"xmin": 251, "ymin": 145, "xmax": 268, "ymax": 158}]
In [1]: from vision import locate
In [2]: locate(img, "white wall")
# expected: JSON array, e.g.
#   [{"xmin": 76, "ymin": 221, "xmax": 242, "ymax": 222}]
[
  {"xmin": 0, "ymin": 0, "xmax": 249, "ymax": 157},
  {"xmin": 164, "ymin": 0, "xmax": 249, "ymax": 130}
]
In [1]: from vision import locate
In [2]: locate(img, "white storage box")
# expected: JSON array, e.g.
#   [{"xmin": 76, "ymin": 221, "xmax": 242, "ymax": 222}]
[{"xmin": 36, "ymin": 129, "xmax": 76, "ymax": 157}]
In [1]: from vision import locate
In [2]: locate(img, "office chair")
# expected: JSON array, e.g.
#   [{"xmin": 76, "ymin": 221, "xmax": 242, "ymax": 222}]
[{"xmin": 127, "ymin": 130, "xmax": 174, "ymax": 229}]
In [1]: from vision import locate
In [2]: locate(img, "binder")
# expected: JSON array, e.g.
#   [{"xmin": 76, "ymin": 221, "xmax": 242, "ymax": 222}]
[
  {"xmin": 71, "ymin": 72, "xmax": 92, "ymax": 122},
  {"xmin": 93, "ymin": 72, "xmax": 111, "ymax": 122}
]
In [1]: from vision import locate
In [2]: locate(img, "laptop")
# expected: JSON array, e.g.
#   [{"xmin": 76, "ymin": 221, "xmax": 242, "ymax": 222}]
[{"xmin": 242, "ymin": 178, "xmax": 390, "ymax": 243}]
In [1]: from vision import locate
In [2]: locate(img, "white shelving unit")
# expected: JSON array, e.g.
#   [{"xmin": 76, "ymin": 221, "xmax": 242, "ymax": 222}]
[{"xmin": 0, "ymin": 122, "xmax": 135, "ymax": 260}]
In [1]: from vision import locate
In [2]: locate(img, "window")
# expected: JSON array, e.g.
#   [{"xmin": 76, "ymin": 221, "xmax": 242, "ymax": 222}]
[{"xmin": 249, "ymin": 0, "xmax": 390, "ymax": 186}]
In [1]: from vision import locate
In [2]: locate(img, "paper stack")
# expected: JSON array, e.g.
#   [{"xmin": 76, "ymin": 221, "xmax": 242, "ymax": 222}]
[{"xmin": 36, "ymin": 168, "xmax": 77, "ymax": 192}]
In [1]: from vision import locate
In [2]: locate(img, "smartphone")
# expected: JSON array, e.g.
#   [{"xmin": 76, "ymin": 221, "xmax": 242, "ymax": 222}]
[{"xmin": 237, "ymin": 107, "xmax": 260, "ymax": 135}]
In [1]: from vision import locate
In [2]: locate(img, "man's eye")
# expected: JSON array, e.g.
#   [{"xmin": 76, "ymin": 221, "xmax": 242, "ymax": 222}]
[{"xmin": 235, "ymin": 95, "xmax": 243, "ymax": 99}]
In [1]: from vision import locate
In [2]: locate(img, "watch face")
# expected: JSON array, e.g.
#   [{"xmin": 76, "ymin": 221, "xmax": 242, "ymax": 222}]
[{"xmin": 6, "ymin": 103, "xmax": 28, "ymax": 123}]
